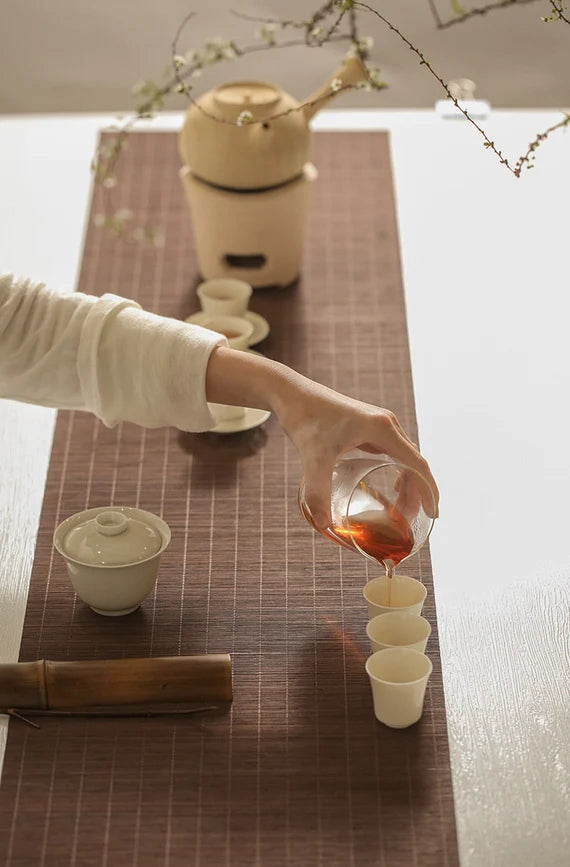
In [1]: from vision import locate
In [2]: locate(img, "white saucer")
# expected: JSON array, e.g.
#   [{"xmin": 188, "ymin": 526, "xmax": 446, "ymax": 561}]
[
  {"xmin": 185, "ymin": 310, "xmax": 270, "ymax": 346},
  {"xmin": 209, "ymin": 406, "xmax": 271, "ymax": 435}
]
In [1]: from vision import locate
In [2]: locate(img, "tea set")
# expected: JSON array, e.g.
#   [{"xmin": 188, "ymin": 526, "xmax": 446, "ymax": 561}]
[
  {"xmin": 178, "ymin": 55, "xmax": 367, "ymax": 288},
  {"xmin": 48, "ymin": 58, "xmax": 436, "ymax": 729},
  {"xmin": 52, "ymin": 457, "xmax": 435, "ymax": 729}
]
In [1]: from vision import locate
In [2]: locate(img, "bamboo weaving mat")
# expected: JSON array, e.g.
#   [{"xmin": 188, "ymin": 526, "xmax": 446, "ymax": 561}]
[{"xmin": 0, "ymin": 131, "xmax": 458, "ymax": 866}]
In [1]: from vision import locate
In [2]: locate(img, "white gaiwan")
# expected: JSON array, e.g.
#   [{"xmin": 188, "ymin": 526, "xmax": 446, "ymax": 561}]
[{"xmin": 54, "ymin": 506, "xmax": 171, "ymax": 616}]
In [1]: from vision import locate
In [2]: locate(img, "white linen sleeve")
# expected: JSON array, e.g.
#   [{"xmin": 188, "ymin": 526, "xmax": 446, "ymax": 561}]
[{"xmin": 0, "ymin": 273, "xmax": 226, "ymax": 431}]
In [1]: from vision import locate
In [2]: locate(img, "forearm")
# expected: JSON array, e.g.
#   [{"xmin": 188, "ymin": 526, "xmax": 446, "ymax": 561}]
[
  {"xmin": 206, "ymin": 345, "xmax": 439, "ymax": 526},
  {"xmin": 205, "ymin": 345, "xmax": 310, "ymax": 417},
  {"xmin": 0, "ymin": 274, "xmax": 224, "ymax": 430}
]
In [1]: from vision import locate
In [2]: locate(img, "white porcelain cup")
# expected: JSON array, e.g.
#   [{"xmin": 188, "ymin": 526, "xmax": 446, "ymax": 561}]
[
  {"xmin": 365, "ymin": 647, "xmax": 433, "ymax": 728},
  {"xmin": 366, "ymin": 611, "xmax": 432, "ymax": 654},
  {"xmin": 201, "ymin": 315, "xmax": 254, "ymax": 351},
  {"xmin": 363, "ymin": 574, "xmax": 427, "ymax": 619},
  {"xmin": 197, "ymin": 278, "xmax": 252, "ymax": 317}
]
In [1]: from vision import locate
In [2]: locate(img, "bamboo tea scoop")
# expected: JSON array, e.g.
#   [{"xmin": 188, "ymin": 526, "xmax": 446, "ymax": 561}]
[{"xmin": 0, "ymin": 655, "xmax": 233, "ymax": 709}]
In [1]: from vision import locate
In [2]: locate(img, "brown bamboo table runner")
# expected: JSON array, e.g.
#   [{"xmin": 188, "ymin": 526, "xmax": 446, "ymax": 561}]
[{"xmin": 0, "ymin": 131, "xmax": 458, "ymax": 866}]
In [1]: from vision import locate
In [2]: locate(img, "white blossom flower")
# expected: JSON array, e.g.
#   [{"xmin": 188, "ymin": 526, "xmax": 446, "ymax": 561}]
[
  {"xmin": 236, "ymin": 110, "xmax": 254, "ymax": 126},
  {"xmin": 131, "ymin": 227, "xmax": 146, "ymax": 243},
  {"xmin": 129, "ymin": 226, "xmax": 165, "ymax": 247},
  {"xmin": 356, "ymin": 80, "xmax": 372, "ymax": 91},
  {"xmin": 331, "ymin": 78, "xmax": 343, "ymax": 93},
  {"xmin": 366, "ymin": 66, "xmax": 386, "ymax": 89},
  {"xmin": 310, "ymin": 25, "xmax": 323, "ymax": 37},
  {"xmin": 202, "ymin": 36, "xmax": 235, "ymax": 64},
  {"xmin": 255, "ymin": 24, "xmax": 276, "ymax": 44},
  {"xmin": 103, "ymin": 176, "xmax": 117, "ymax": 189},
  {"xmin": 173, "ymin": 54, "xmax": 186, "ymax": 69},
  {"xmin": 347, "ymin": 35, "xmax": 374, "ymax": 59}
]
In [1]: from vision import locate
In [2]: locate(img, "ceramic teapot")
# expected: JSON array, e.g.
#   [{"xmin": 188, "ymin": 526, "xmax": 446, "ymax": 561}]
[{"xmin": 179, "ymin": 56, "xmax": 367, "ymax": 190}]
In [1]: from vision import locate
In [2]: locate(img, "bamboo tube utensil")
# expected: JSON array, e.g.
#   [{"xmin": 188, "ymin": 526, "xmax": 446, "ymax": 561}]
[{"xmin": 0, "ymin": 655, "xmax": 233, "ymax": 710}]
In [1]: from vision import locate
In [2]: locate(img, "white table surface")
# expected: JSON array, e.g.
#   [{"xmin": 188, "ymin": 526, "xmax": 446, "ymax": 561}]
[{"xmin": 0, "ymin": 109, "xmax": 568, "ymax": 867}]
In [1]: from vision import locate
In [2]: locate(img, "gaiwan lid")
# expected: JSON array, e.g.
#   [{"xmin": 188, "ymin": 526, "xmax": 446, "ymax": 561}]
[{"xmin": 61, "ymin": 509, "xmax": 163, "ymax": 566}]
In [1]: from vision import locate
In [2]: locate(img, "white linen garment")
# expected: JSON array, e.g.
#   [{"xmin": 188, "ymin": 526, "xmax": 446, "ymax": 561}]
[{"xmin": 0, "ymin": 273, "xmax": 226, "ymax": 431}]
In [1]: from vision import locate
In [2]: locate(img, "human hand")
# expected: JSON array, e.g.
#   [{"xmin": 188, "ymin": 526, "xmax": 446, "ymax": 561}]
[
  {"xmin": 273, "ymin": 373, "xmax": 439, "ymax": 530},
  {"xmin": 205, "ymin": 348, "xmax": 438, "ymax": 529}
]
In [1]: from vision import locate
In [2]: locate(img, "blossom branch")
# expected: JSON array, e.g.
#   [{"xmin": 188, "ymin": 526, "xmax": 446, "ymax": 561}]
[
  {"xmin": 428, "ymin": 0, "xmax": 541, "ymax": 29},
  {"xmin": 545, "ymin": 0, "xmax": 570, "ymax": 23},
  {"xmin": 356, "ymin": 0, "xmax": 569, "ymax": 176},
  {"xmin": 168, "ymin": 5, "xmax": 381, "ymax": 129},
  {"xmin": 91, "ymin": 0, "xmax": 569, "ymax": 243},
  {"xmin": 355, "ymin": 1, "xmax": 519, "ymax": 172}
]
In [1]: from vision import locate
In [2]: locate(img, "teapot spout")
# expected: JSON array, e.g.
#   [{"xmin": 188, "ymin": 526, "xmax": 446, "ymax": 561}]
[{"xmin": 302, "ymin": 56, "xmax": 368, "ymax": 122}]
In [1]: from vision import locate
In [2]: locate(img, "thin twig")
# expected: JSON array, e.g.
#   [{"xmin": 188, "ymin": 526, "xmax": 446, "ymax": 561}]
[
  {"xmin": 355, "ymin": 1, "xmax": 516, "ymax": 172},
  {"xmin": 169, "ymin": 11, "xmax": 360, "ymax": 128},
  {"xmin": 3, "ymin": 706, "xmax": 218, "ymax": 729},
  {"xmin": 356, "ymin": 0, "xmax": 569, "ymax": 175},
  {"xmin": 548, "ymin": 0, "xmax": 570, "ymax": 24},
  {"xmin": 427, "ymin": 0, "xmax": 444, "ymax": 26},
  {"xmin": 513, "ymin": 113, "xmax": 570, "ymax": 173},
  {"xmin": 429, "ymin": 0, "xmax": 541, "ymax": 29}
]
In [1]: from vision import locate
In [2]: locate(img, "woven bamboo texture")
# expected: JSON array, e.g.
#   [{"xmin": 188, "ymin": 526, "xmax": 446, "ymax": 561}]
[{"xmin": 0, "ymin": 131, "xmax": 458, "ymax": 867}]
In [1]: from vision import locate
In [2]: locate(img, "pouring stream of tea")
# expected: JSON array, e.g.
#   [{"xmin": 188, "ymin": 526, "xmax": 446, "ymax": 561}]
[{"xmin": 334, "ymin": 495, "xmax": 414, "ymax": 606}]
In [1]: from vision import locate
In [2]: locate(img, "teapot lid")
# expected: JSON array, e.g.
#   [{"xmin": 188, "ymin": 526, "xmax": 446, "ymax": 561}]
[
  {"xmin": 61, "ymin": 509, "xmax": 163, "ymax": 566},
  {"xmin": 212, "ymin": 81, "xmax": 280, "ymax": 120}
]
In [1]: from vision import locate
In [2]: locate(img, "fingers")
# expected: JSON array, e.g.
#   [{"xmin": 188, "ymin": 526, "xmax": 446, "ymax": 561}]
[
  {"xmin": 365, "ymin": 411, "xmax": 439, "ymax": 519},
  {"xmin": 302, "ymin": 454, "xmax": 336, "ymax": 530},
  {"xmin": 394, "ymin": 470, "xmax": 423, "ymax": 523},
  {"xmin": 392, "ymin": 417, "xmax": 418, "ymax": 450},
  {"xmin": 384, "ymin": 431, "xmax": 439, "ymax": 518}
]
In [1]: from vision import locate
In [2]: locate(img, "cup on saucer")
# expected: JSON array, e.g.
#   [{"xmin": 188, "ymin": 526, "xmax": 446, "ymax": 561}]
[
  {"xmin": 201, "ymin": 315, "xmax": 254, "ymax": 351},
  {"xmin": 187, "ymin": 278, "xmax": 269, "ymax": 346},
  {"xmin": 201, "ymin": 315, "xmax": 254, "ymax": 425},
  {"xmin": 197, "ymin": 278, "xmax": 252, "ymax": 317}
]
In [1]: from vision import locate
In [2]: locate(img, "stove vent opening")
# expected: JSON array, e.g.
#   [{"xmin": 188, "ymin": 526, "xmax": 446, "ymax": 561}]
[{"xmin": 224, "ymin": 254, "xmax": 266, "ymax": 269}]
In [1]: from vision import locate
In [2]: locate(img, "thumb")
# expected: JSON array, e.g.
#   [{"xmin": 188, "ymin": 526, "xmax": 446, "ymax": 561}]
[{"xmin": 302, "ymin": 457, "xmax": 335, "ymax": 530}]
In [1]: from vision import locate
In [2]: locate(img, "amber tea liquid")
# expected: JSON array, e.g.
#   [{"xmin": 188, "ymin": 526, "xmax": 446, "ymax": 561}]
[
  {"xmin": 344, "ymin": 506, "xmax": 414, "ymax": 567},
  {"xmin": 303, "ymin": 492, "xmax": 414, "ymax": 607}
]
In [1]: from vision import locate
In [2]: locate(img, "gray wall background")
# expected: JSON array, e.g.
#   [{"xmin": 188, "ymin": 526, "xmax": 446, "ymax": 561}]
[{"xmin": 0, "ymin": 0, "xmax": 568, "ymax": 113}]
